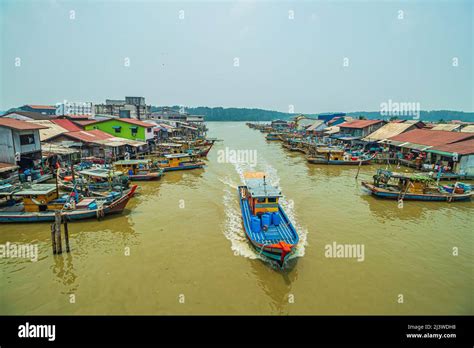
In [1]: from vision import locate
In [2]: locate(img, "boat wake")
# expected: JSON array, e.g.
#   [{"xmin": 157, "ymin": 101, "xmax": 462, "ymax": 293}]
[{"xmin": 221, "ymin": 182, "xmax": 265, "ymax": 261}]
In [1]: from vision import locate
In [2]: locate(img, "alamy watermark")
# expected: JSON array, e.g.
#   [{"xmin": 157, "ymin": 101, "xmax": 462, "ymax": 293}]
[
  {"xmin": 380, "ymin": 99, "xmax": 420, "ymax": 120},
  {"xmin": 217, "ymin": 147, "xmax": 258, "ymax": 166},
  {"xmin": 324, "ymin": 242, "xmax": 365, "ymax": 262},
  {"xmin": 0, "ymin": 242, "xmax": 38, "ymax": 262}
]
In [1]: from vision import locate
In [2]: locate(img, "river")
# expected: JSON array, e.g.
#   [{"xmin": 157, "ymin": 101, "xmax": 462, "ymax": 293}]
[{"xmin": 1, "ymin": 122, "xmax": 472, "ymax": 315}]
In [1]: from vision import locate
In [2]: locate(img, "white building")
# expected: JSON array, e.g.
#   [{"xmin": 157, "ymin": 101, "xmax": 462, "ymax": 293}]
[{"xmin": 56, "ymin": 101, "xmax": 94, "ymax": 117}]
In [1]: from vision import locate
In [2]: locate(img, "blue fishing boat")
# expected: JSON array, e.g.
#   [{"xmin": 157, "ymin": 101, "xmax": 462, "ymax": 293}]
[
  {"xmin": 265, "ymin": 133, "xmax": 280, "ymax": 141},
  {"xmin": 238, "ymin": 172, "xmax": 299, "ymax": 267},
  {"xmin": 362, "ymin": 170, "xmax": 473, "ymax": 202}
]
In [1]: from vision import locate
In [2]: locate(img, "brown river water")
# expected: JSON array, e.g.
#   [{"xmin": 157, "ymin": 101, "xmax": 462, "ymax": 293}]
[{"xmin": 1, "ymin": 122, "xmax": 472, "ymax": 315}]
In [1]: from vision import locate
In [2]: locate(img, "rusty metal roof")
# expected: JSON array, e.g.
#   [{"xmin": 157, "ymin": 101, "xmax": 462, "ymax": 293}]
[
  {"xmin": 339, "ymin": 119, "xmax": 384, "ymax": 129},
  {"xmin": 388, "ymin": 129, "xmax": 474, "ymax": 147},
  {"xmin": 0, "ymin": 118, "xmax": 48, "ymax": 130}
]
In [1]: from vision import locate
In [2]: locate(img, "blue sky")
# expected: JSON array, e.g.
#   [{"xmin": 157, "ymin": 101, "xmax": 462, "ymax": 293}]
[{"xmin": 0, "ymin": 0, "xmax": 472, "ymax": 113}]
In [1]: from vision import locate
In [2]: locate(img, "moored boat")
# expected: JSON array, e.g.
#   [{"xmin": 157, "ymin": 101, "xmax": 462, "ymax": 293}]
[
  {"xmin": 158, "ymin": 153, "xmax": 205, "ymax": 172},
  {"xmin": 114, "ymin": 160, "xmax": 163, "ymax": 181},
  {"xmin": 265, "ymin": 133, "xmax": 281, "ymax": 141},
  {"xmin": 307, "ymin": 148, "xmax": 372, "ymax": 165},
  {"xmin": 0, "ymin": 184, "xmax": 137, "ymax": 223},
  {"xmin": 238, "ymin": 172, "xmax": 299, "ymax": 267},
  {"xmin": 361, "ymin": 170, "xmax": 473, "ymax": 202}
]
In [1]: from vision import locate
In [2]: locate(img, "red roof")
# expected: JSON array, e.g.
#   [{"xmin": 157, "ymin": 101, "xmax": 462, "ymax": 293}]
[
  {"xmin": 73, "ymin": 120, "xmax": 97, "ymax": 128},
  {"xmin": 388, "ymin": 129, "xmax": 474, "ymax": 147},
  {"xmin": 26, "ymin": 105, "xmax": 56, "ymax": 110},
  {"xmin": 430, "ymin": 138, "xmax": 474, "ymax": 155},
  {"xmin": 61, "ymin": 130, "xmax": 114, "ymax": 143},
  {"xmin": 51, "ymin": 119, "xmax": 81, "ymax": 131},
  {"xmin": 88, "ymin": 118, "xmax": 155, "ymax": 128},
  {"xmin": 339, "ymin": 120, "xmax": 384, "ymax": 129},
  {"xmin": 0, "ymin": 118, "xmax": 48, "ymax": 130}
]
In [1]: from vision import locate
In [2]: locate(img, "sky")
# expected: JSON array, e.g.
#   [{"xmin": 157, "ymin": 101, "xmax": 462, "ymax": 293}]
[{"xmin": 0, "ymin": 0, "xmax": 473, "ymax": 113}]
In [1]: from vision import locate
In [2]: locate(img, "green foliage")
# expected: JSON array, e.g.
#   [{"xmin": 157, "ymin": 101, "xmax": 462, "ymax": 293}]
[{"xmin": 149, "ymin": 106, "xmax": 474, "ymax": 122}]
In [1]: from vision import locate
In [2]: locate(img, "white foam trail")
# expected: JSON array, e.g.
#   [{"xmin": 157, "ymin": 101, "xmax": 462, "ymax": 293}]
[{"xmin": 221, "ymin": 184, "xmax": 263, "ymax": 260}]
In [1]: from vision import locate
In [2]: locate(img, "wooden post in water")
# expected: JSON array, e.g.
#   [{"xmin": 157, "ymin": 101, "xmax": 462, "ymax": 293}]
[
  {"xmin": 355, "ymin": 160, "xmax": 362, "ymax": 179},
  {"xmin": 51, "ymin": 223, "xmax": 57, "ymax": 254},
  {"xmin": 51, "ymin": 212, "xmax": 71, "ymax": 254},
  {"xmin": 54, "ymin": 211, "xmax": 62, "ymax": 254},
  {"xmin": 63, "ymin": 214, "xmax": 70, "ymax": 253}
]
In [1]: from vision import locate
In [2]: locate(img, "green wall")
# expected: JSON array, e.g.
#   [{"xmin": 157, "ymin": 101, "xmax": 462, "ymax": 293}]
[{"xmin": 85, "ymin": 119, "xmax": 147, "ymax": 141}]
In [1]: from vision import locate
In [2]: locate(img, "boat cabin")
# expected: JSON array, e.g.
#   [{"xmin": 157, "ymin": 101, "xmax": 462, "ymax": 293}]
[
  {"xmin": 243, "ymin": 172, "xmax": 282, "ymax": 216},
  {"xmin": 317, "ymin": 148, "xmax": 346, "ymax": 161},
  {"xmin": 161, "ymin": 153, "xmax": 197, "ymax": 167},
  {"xmin": 374, "ymin": 170, "xmax": 434, "ymax": 194},
  {"xmin": 13, "ymin": 184, "xmax": 59, "ymax": 212},
  {"xmin": 114, "ymin": 159, "xmax": 153, "ymax": 176}
]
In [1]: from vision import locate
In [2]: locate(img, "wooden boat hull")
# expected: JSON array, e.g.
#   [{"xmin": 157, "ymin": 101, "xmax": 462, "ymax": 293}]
[
  {"xmin": 129, "ymin": 173, "xmax": 162, "ymax": 181},
  {"xmin": 361, "ymin": 182, "xmax": 473, "ymax": 202},
  {"xmin": 162, "ymin": 163, "xmax": 204, "ymax": 172},
  {"xmin": 0, "ymin": 186, "xmax": 137, "ymax": 223},
  {"xmin": 308, "ymin": 158, "xmax": 371, "ymax": 165},
  {"xmin": 237, "ymin": 186, "xmax": 299, "ymax": 267}
]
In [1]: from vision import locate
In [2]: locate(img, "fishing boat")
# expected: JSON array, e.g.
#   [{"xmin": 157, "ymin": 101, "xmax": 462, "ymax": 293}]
[
  {"xmin": 113, "ymin": 160, "xmax": 163, "ymax": 181},
  {"xmin": 60, "ymin": 168, "xmax": 130, "ymax": 193},
  {"xmin": 265, "ymin": 133, "xmax": 281, "ymax": 141},
  {"xmin": 0, "ymin": 184, "xmax": 137, "ymax": 223},
  {"xmin": 361, "ymin": 170, "xmax": 473, "ymax": 202},
  {"xmin": 238, "ymin": 172, "xmax": 299, "ymax": 267},
  {"xmin": 158, "ymin": 153, "xmax": 205, "ymax": 172},
  {"xmin": 307, "ymin": 148, "xmax": 372, "ymax": 165}
]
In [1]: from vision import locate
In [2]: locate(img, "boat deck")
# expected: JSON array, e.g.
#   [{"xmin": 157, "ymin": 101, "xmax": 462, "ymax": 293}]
[{"xmin": 239, "ymin": 189, "xmax": 298, "ymax": 245}]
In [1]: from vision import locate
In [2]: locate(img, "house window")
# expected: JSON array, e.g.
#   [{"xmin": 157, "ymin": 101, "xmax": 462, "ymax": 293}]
[
  {"xmin": 112, "ymin": 126, "xmax": 121, "ymax": 133},
  {"xmin": 20, "ymin": 134, "xmax": 35, "ymax": 145},
  {"xmin": 130, "ymin": 127, "xmax": 138, "ymax": 136},
  {"xmin": 147, "ymin": 128, "xmax": 152, "ymax": 133},
  {"xmin": 268, "ymin": 197, "xmax": 277, "ymax": 203}
]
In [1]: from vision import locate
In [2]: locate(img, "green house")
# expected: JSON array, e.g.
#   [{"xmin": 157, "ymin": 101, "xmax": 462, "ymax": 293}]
[{"xmin": 85, "ymin": 118, "xmax": 155, "ymax": 142}]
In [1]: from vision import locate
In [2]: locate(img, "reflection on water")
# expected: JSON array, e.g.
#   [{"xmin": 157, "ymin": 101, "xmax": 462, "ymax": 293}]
[
  {"xmin": 249, "ymin": 258, "xmax": 299, "ymax": 314},
  {"xmin": 52, "ymin": 253, "xmax": 78, "ymax": 293},
  {"xmin": 1, "ymin": 122, "xmax": 472, "ymax": 315}
]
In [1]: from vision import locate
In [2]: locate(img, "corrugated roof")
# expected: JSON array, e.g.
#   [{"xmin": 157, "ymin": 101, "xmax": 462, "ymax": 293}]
[
  {"xmin": 0, "ymin": 118, "xmax": 48, "ymax": 130},
  {"xmin": 3, "ymin": 111, "xmax": 54, "ymax": 120},
  {"xmin": 324, "ymin": 126, "xmax": 340, "ymax": 134},
  {"xmin": 460, "ymin": 125, "xmax": 474, "ymax": 133},
  {"xmin": 73, "ymin": 120, "xmax": 97, "ymax": 127},
  {"xmin": 363, "ymin": 122, "xmax": 415, "ymax": 141},
  {"xmin": 51, "ymin": 119, "xmax": 81, "ymax": 131},
  {"xmin": 306, "ymin": 120, "xmax": 326, "ymax": 131},
  {"xmin": 27, "ymin": 120, "xmax": 68, "ymax": 141},
  {"xmin": 431, "ymin": 124, "xmax": 462, "ymax": 132},
  {"xmin": 41, "ymin": 143, "xmax": 80, "ymax": 155},
  {"xmin": 428, "ymin": 138, "xmax": 474, "ymax": 155},
  {"xmin": 339, "ymin": 119, "xmax": 384, "ymax": 129},
  {"xmin": 25, "ymin": 105, "xmax": 56, "ymax": 110},
  {"xmin": 88, "ymin": 118, "xmax": 155, "ymax": 128},
  {"xmin": 387, "ymin": 129, "xmax": 474, "ymax": 147},
  {"xmin": 61, "ymin": 130, "xmax": 114, "ymax": 143}
]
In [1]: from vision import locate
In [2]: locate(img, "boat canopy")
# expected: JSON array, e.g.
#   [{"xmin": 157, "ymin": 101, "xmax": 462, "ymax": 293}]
[
  {"xmin": 14, "ymin": 184, "xmax": 57, "ymax": 196},
  {"xmin": 114, "ymin": 160, "xmax": 150, "ymax": 165},
  {"xmin": 164, "ymin": 153, "xmax": 194, "ymax": 159},
  {"xmin": 244, "ymin": 172, "xmax": 282, "ymax": 198},
  {"xmin": 79, "ymin": 169, "xmax": 123, "ymax": 178}
]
